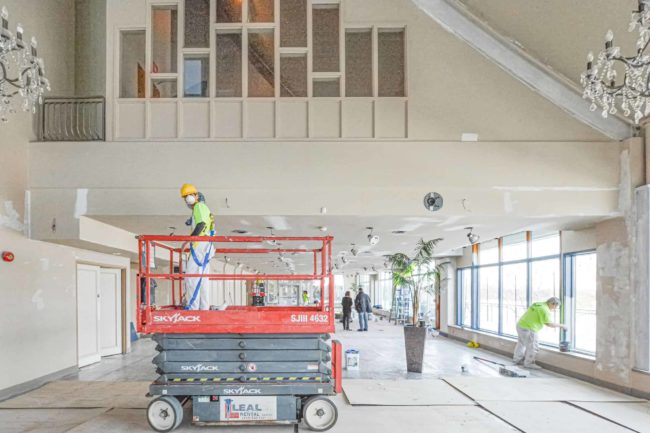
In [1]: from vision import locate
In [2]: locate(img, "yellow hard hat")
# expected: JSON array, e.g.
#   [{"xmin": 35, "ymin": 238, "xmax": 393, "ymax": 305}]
[{"xmin": 180, "ymin": 183, "xmax": 198, "ymax": 197}]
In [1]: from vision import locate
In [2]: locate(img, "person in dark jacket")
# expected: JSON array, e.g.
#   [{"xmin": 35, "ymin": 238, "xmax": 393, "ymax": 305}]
[
  {"xmin": 341, "ymin": 291, "xmax": 353, "ymax": 330},
  {"xmin": 354, "ymin": 287, "xmax": 372, "ymax": 331}
]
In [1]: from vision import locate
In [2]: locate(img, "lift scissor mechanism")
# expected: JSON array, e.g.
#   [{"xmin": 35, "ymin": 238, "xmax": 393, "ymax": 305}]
[{"xmin": 137, "ymin": 235, "xmax": 341, "ymax": 432}]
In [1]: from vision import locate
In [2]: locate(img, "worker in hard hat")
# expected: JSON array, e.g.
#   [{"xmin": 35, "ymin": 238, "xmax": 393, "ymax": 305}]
[
  {"xmin": 513, "ymin": 297, "xmax": 568, "ymax": 369},
  {"xmin": 180, "ymin": 183, "xmax": 215, "ymax": 310}
]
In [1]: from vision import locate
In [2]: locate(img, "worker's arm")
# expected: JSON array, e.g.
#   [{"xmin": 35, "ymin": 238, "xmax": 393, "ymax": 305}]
[
  {"xmin": 190, "ymin": 222, "xmax": 206, "ymax": 237},
  {"xmin": 545, "ymin": 322, "xmax": 568, "ymax": 330}
]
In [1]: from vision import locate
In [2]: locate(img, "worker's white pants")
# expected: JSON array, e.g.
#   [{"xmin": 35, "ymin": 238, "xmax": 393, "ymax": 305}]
[
  {"xmin": 513, "ymin": 325, "xmax": 538, "ymax": 365},
  {"xmin": 184, "ymin": 241, "xmax": 214, "ymax": 310}
]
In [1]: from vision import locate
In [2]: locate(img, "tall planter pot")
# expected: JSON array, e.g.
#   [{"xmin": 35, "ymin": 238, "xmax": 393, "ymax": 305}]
[{"xmin": 404, "ymin": 325, "xmax": 427, "ymax": 373}]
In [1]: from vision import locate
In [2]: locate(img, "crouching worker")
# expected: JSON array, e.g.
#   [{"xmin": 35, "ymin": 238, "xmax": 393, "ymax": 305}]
[
  {"xmin": 513, "ymin": 296, "xmax": 567, "ymax": 369},
  {"xmin": 180, "ymin": 183, "xmax": 215, "ymax": 310}
]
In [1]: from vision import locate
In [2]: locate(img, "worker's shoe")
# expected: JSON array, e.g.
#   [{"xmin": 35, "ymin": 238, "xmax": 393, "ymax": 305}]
[
  {"xmin": 512, "ymin": 359, "xmax": 524, "ymax": 366},
  {"xmin": 524, "ymin": 363, "xmax": 542, "ymax": 370}
]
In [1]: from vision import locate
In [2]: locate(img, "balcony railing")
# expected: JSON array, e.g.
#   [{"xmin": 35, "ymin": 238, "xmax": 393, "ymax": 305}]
[{"xmin": 38, "ymin": 96, "xmax": 105, "ymax": 141}]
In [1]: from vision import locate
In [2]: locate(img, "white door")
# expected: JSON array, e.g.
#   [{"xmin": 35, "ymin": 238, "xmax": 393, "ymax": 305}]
[
  {"xmin": 100, "ymin": 269, "xmax": 122, "ymax": 356},
  {"xmin": 77, "ymin": 264, "xmax": 101, "ymax": 367}
]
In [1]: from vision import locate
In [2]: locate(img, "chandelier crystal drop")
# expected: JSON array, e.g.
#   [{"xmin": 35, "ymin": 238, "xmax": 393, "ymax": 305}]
[
  {"xmin": 581, "ymin": 0, "xmax": 650, "ymax": 124},
  {"xmin": 0, "ymin": 5, "xmax": 49, "ymax": 123}
]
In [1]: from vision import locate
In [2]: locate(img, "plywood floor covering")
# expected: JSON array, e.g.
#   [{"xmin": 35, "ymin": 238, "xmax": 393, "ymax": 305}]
[
  {"xmin": 570, "ymin": 401, "xmax": 650, "ymax": 433},
  {"xmin": 342, "ymin": 379, "xmax": 476, "ymax": 406},
  {"xmin": 443, "ymin": 376, "xmax": 644, "ymax": 402},
  {"xmin": 0, "ymin": 381, "xmax": 151, "ymax": 409},
  {"xmin": 478, "ymin": 401, "xmax": 634, "ymax": 433}
]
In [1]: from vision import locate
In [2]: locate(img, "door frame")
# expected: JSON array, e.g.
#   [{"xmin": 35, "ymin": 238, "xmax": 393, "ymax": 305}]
[
  {"xmin": 76, "ymin": 264, "xmax": 101, "ymax": 367},
  {"xmin": 76, "ymin": 261, "xmax": 129, "ymax": 366},
  {"xmin": 100, "ymin": 268, "xmax": 122, "ymax": 357}
]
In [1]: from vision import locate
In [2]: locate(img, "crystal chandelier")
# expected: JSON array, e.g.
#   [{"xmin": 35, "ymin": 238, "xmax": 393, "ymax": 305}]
[
  {"xmin": 580, "ymin": 0, "xmax": 650, "ymax": 124},
  {"xmin": 0, "ymin": 5, "xmax": 49, "ymax": 123}
]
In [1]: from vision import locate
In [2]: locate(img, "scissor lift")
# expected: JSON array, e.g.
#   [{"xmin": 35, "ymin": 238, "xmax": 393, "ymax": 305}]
[{"xmin": 137, "ymin": 235, "xmax": 341, "ymax": 432}]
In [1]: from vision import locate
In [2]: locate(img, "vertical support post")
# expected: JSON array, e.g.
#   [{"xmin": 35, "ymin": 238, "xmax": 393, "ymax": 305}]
[
  {"xmin": 145, "ymin": 239, "xmax": 152, "ymax": 325},
  {"xmin": 320, "ymin": 241, "xmax": 326, "ymax": 310},
  {"xmin": 328, "ymin": 239, "xmax": 334, "ymax": 315},
  {"xmin": 331, "ymin": 340, "xmax": 343, "ymax": 393},
  {"xmin": 170, "ymin": 248, "xmax": 175, "ymax": 305},
  {"xmin": 136, "ymin": 238, "xmax": 142, "ymax": 329},
  {"xmin": 526, "ymin": 231, "xmax": 532, "ymax": 307}
]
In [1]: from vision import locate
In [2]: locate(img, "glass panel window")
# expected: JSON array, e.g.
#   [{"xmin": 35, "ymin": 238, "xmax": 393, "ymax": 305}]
[
  {"xmin": 479, "ymin": 239, "xmax": 499, "ymax": 265},
  {"xmin": 280, "ymin": 54, "xmax": 307, "ymax": 97},
  {"xmin": 312, "ymin": 5, "xmax": 339, "ymax": 72},
  {"xmin": 248, "ymin": 30, "xmax": 275, "ymax": 97},
  {"xmin": 531, "ymin": 258, "xmax": 561, "ymax": 345},
  {"xmin": 532, "ymin": 232, "xmax": 560, "ymax": 258},
  {"xmin": 574, "ymin": 253, "xmax": 597, "ymax": 353},
  {"xmin": 280, "ymin": 0, "xmax": 307, "ymax": 47},
  {"xmin": 478, "ymin": 266, "xmax": 499, "ymax": 333},
  {"xmin": 345, "ymin": 29, "xmax": 372, "ymax": 97},
  {"xmin": 151, "ymin": 79, "xmax": 177, "ymax": 98},
  {"xmin": 502, "ymin": 232, "xmax": 527, "ymax": 262},
  {"xmin": 378, "ymin": 28, "xmax": 405, "ymax": 97},
  {"xmin": 501, "ymin": 263, "xmax": 527, "ymax": 336},
  {"xmin": 217, "ymin": 0, "xmax": 242, "ymax": 23},
  {"xmin": 313, "ymin": 78, "xmax": 340, "ymax": 97},
  {"xmin": 460, "ymin": 268, "xmax": 472, "ymax": 327},
  {"xmin": 216, "ymin": 32, "xmax": 242, "ymax": 97},
  {"xmin": 249, "ymin": 0, "xmax": 274, "ymax": 23},
  {"xmin": 152, "ymin": 6, "xmax": 178, "ymax": 73},
  {"xmin": 184, "ymin": 0, "xmax": 210, "ymax": 48},
  {"xmin": 184, "ymin": 56, "xmax": 209, "ymax": 97},
  {"xmin": 120, "ymin": 30, "xmax": 145, "ymax": 98}
]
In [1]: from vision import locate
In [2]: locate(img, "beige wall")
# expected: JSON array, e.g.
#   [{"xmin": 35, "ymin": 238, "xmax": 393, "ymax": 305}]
[
  {"xmin": 0, "ymin": 0, "xmax": 75, "ymax": 216},
  {"xmin": 104, "ymin": 0, "xmax": 610, "ymax": 142},
  {"xmin": 75, "ymin": 0, "xmax": 106, "ymax": 96}
]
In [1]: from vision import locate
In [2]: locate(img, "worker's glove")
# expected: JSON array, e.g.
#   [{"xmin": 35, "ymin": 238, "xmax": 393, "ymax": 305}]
[{"xmin": 185, "ymin": 218, "xmax": 192, "ymax": 226}]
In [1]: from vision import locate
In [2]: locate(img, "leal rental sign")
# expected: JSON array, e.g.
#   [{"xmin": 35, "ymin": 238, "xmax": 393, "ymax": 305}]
[{"xmin": 221, "ymin": 396, "xmax": 277, "ymax": 421}]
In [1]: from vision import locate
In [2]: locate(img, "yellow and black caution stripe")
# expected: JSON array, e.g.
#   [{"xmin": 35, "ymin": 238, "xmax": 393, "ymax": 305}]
[{"xmin": 169, "ymin": 376, "xmax": 321, "ymax": 383}]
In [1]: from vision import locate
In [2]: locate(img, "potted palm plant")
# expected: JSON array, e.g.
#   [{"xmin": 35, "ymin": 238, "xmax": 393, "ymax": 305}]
[{"xmin": 385, "ymin": 238, "xmax": 442, "ymax": 373}]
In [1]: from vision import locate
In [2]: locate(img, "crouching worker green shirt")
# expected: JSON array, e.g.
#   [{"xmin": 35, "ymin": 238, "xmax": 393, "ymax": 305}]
[{"xmin": 517, "ymin": 302, "xmax": 551, "ymax": 332}]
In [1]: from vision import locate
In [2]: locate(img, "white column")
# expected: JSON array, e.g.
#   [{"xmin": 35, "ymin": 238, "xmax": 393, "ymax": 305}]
[{"xmin": 635, "ymin": 185, "xmax": 650, "ymax": 370}]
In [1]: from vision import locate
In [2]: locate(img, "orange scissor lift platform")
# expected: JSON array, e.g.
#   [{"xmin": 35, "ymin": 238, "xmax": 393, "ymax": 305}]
[{"xmin": 137, "ymin": 235, "xmax": 342, "ymax": 432}]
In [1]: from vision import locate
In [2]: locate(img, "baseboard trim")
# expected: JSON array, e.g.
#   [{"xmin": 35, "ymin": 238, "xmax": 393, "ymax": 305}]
[
  {"xmin": 446, "ymin": 333, "xmax": 650, "ymax": 400},
  {"xmin": 0, "ymin": 365, "xmax": 78, "ymax": 402}
]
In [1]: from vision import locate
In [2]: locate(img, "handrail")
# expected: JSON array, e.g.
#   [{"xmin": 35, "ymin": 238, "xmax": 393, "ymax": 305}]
[{"xmin": 38, "ymin": 96, "xmax": 105, "ymax": 141}]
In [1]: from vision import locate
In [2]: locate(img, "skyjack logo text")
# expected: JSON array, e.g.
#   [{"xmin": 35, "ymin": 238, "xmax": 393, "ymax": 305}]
[
  {"xmin": 180, "ymin": 364, "xmax": 219, "ymax": 372},
  {"xmin": 152, "ymin": 313, "xmax": 200, "ymax": 323},
  {"xmin": 223, "ymin": 387, "xmax": 262, "ymax": 395}
]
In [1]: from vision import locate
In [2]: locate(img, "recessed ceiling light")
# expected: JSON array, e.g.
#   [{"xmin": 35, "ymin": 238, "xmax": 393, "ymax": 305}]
[{"xmin": 392, "ymin": 230, "xmax": 406, "ymax": 235}]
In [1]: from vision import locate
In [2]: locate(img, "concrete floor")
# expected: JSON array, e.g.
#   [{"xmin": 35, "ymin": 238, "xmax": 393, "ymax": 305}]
[{"xmin": 0, "ymin": 319, "xmax": 624, "ymax": 433}]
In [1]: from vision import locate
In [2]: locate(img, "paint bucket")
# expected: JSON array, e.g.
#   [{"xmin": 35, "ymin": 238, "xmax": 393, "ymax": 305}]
[
  {"xmin": 559, "ymin": 341, "xmax": 570, "ymax": 352},
  {"xmin": 345, "ymin": 349, "xmax": 360, "ymax": 370}
]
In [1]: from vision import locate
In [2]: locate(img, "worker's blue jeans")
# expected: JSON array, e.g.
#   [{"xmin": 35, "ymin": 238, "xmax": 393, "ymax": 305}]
[{"xmin": 358, "ymin": 312, "xmax": 368, "ymax": 331}]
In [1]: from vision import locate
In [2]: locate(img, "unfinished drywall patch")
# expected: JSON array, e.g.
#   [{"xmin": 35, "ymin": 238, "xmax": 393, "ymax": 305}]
[
  {"xmin": 595, "ymin": 241, "xmax": 631, "ymax": 382},
  {"xmin": 0, "ymin": 201, "xmax": 25, "ymax": 232}
]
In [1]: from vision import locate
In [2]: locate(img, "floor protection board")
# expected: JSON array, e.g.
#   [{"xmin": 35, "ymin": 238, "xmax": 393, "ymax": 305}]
[
  {"xmin": 571, "ymin": 401, "xmax": 650, "ymax": 433},
  {"xmin": 0, "ymin": 408, "xmax": 108, "ymax": 433},
  {"xmin": 443, "ymin": 376, "xmax": 644, "ymax": 402},
  {"xmin": 343, "ymin": 379, "xmax": 475, "ymax": 406},
  {"xmin": 478, "ymin": 401, "xmax": 634, "ymax": 433},
  {"xmin": 0, "ymin": 381, "xmax": 151, "ymax": 409}
]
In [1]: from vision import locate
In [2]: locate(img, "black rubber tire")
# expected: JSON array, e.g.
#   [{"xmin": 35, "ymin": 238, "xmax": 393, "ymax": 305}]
[{"xmin": 302, "ymin": 396, "xmax": 338, "ymax": 432}]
